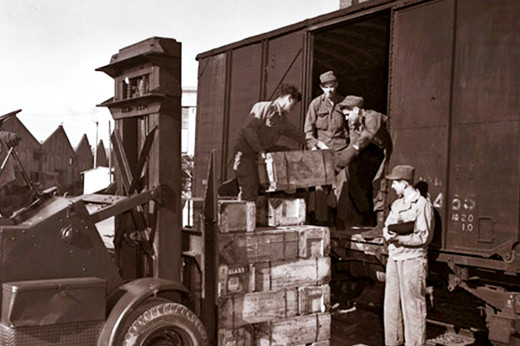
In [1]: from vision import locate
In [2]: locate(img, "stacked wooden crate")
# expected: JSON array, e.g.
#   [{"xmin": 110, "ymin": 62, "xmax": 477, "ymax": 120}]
[{"xmin": 217, "ymin": 198, "xmax": 331, "ymax": 346}]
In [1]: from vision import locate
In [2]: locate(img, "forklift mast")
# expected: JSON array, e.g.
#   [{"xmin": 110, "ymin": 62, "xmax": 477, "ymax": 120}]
[{"xmin": 96, "ymin": 37, "xmax": 183, "ymax": 281}]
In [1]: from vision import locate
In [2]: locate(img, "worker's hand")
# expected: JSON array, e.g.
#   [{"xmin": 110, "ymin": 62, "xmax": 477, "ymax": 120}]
[
  {"xmin": 315, "ymin": 141, "xmax": 329, "ymax": 150},
  {"xmin": 385, "ymin": 231, "xmax": 399, "ymax": 243},
  {"xmin": 0, "ymin": 132, "xmax": 20, "ymax": 148}
]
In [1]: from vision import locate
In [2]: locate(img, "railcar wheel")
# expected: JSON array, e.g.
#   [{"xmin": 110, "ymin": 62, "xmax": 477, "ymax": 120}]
[{"xmin": 119, "ymin": 298, "xmax": 208, "ymax": 346}]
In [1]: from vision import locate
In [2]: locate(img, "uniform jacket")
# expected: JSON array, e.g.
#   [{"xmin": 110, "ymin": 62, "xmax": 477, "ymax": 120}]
[
  {"xmin": 233, "ymin": 101, "xmax": 305, "ymax": 156},
  {"xmin": 383, "ymin": 188, "xmax": 435, "ymax": 260},
  {"xmin": 304, "ymin": 93, "xmax": 348, "ymax": 151},
  {"xmin": 349, "ymin": 109, "xmax": 392, "ymax": 151}
]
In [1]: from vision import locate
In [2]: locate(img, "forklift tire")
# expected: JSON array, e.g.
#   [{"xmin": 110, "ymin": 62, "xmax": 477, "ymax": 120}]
[{"xmin": 119, "ymin": 298, "xmax": 208, "ymax": 346}]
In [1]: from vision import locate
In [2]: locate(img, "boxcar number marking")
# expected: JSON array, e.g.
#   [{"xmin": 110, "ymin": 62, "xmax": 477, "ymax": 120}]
[{"xmin": 451, "ymin": 196, "xmax": 476, "ymax": 233}]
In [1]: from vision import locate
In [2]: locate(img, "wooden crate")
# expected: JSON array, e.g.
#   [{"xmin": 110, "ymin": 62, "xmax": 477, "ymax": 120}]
[
  {"xmin": 219, "ymin": 226, "xmax": 329, "ymax": 265},
  {"xmin": 259, "ymin": 150, "xmax": 335, "ymax": 192},
  {"xmin": 256, "ymin": 197, "xmax": 306, "ymax": 227},
  {"xmin": 274, "ymin": 225, "xmax": 330, "ymax": 258},
  {"xmin": 218, "ymin": 325, "xmax": 331, "ymax": 346},
  {"xmin": 218, "ymin": 325, "xmax": 254, "ymax": 346},
  {"xmin": 254, "ymin": 313, "xmax": 331, "ymax": 346},
  {"xmin": 218, "ymin": 285, "xmax": 329, "ymax": 329},
  {"xmin": 218, "ymin": 258, "xmax": 331, "ymax": 296},
  {"xmin": 218, "ymin": 200, "xmax": 256, "ymax": 233},
  {"xmin": 219, "ymin": 230, "xmax": 298, "ymax": 265}
]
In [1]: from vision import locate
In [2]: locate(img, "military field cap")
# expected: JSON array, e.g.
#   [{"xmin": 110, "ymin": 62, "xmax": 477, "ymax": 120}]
[
  {"xmin": 339, "ymin": 95, "xmax": 364, "ymax": 109},
  {"xmin": 386, "ymin": 165, "xmax": 415, "ymax": 182},
  {"xmin": 319, "ymin": 71, "xmax": 337, "ymax": 85}
]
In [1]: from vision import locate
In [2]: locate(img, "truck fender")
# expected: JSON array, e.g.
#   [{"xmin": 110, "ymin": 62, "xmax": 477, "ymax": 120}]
[{"xmin": 97, "ymin": 277, "xmax": 190, "ymax": 346}]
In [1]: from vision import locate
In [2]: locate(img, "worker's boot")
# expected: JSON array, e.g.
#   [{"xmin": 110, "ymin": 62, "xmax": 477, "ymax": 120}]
[{"xmin": 361, "ymin": 211, "xmax": 384, "ymax": 239}]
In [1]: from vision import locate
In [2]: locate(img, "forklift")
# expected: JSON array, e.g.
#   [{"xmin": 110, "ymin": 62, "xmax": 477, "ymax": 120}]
[{"xmin": 0, "ymin": 37, "xmax": 209, "ymax": 345}]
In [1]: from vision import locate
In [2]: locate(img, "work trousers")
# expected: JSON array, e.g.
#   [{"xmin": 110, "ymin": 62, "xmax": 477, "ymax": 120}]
[
  {"xmin": 384, "ymin": 256, "xmax": 428, "ymax": 346},
  {"xmin": 233, "ymin": 151, "xmax": 258, "ymax": 202}
]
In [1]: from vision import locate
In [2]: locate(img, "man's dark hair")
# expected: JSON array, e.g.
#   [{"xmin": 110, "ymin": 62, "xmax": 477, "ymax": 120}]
[{"xmin": 277, "ymin": 83, "xmax": 302, "ymax": 102}]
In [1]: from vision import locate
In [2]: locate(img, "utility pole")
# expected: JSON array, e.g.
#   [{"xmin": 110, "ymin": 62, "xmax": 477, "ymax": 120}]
[{"xmin": 94, "ymin": 120, "xmax": 99, "ymax": 168}]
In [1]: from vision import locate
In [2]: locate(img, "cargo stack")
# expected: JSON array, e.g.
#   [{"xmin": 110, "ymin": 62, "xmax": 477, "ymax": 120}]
[{"xmin": 217, "ymin": 150, "xmax": 334, "ymax": 346}]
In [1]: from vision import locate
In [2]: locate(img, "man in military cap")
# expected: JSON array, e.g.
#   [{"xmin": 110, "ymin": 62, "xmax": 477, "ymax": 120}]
[
  {"xmin": 304, "ymin": 71, "xmax": 348, "ymax": 225},
  {"xmin": 383, "ymin": 165, "xmax": 434, "ymax": 346},
  {"xmin": 232, "ymin": 83, "xmax": 306, "ymax": 201},
  {"xmin": 337, "ymin": 95, "xmax": 392, "ymax": 229},
  {"xmin": 304, "ymin": 70, "xmax": 347, "ymax": 152}
]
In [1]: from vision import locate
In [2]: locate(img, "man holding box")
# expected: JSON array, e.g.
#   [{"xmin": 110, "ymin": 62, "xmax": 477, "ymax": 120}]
[
  {"xmin": 232, "ymin": 84, "xmax": 306, "ymax": 201},
  {"xmin": 383, "ymin": 165, "xmax": 434, "ymax": 346},
  {"xmin": 303, "ymin": 71, "xmax": 348, "ymax": 225},
  {"xmin": 337, "ymin": 95, "xmax": 392, "ymax": 229}
]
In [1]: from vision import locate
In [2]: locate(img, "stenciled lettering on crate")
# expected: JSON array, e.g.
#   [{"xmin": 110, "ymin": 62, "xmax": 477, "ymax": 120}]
[{"xmin": 218, "ymin": 257, "xmax": 331, "ymax": 296}]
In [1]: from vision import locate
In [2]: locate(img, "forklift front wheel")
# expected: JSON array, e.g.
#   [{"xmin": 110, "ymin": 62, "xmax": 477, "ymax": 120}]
[{"xmin": 119, "ymin": 298, "xmax": 208, "ymax": 346}]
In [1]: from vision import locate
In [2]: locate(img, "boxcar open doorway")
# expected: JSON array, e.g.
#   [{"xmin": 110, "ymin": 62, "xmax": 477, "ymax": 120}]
[{"xmin": 309, "ymin": 10, "xmax": 391, "ymax": 226}]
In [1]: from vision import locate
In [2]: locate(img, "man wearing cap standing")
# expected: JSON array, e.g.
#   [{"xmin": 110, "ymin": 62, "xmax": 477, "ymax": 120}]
[
  {"xmin": 304, "ymin": 71, "xmax": 348, "ymax": 225},
  {"xmin": 383, "ymin": 165, "xmax": 434, "ymax": 346},
  {"xmin": 338, "ymin": 95, "xmax": 392, "ymax": 229},
  {"xmin": 304, "ymin": 71, "xmax": 347, "ymax": 152}
]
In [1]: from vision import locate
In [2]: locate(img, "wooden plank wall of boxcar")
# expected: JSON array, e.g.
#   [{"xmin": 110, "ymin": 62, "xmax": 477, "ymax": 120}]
[
  {"xmin": 447, "ymin": 0, "xmax": 520, "ymax": 256},
  {"xmin": 224, "ymin": 43, "xmax": 263, "ymax": 181},
  {"xmin": 388, "ymin": 0, "xmax": 520, "ymax": 257},
  {"xmin": 263, "ymin": 31, "xmax": 307, "ymax": 152},
  {"xmin": 194, "ymin": 53, "xmax": 227, "ymax": 198},
  {"xmin": 388, "ymin": 0, "xmax": 453, "ymax": 249},
  {"xmin": 194, "ymin": 30, "xmax": 306, "ymax": 198}
]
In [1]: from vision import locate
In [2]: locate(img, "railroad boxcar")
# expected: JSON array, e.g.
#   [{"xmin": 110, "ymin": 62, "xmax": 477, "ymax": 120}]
[{"xmin": 193, "ymin": 0, "xmax": 520, "ymax": 344}]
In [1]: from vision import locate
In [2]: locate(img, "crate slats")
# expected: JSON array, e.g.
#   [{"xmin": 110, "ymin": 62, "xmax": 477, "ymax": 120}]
[
  {"xmin": 218, "ymin": 258, "xmax": 330, "ymax": 296},
  {"xmin": 218, "ymin": 285, "xmax": 329, "ymax": 329}
]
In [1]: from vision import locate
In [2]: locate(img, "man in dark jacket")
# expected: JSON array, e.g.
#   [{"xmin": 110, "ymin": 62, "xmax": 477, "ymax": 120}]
[
  {"xmin": 232, "ymin": 84, "xmax": 306, "ymax": 201},
  {"xmin": 337, "ymin": 95, "xmax": 392, "ymax": 228}
]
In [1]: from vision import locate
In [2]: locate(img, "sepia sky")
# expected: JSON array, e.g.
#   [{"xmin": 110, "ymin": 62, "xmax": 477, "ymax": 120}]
[{"xmin": 0, "ymin": 0, "xmax": 338, "ymax": 147}]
